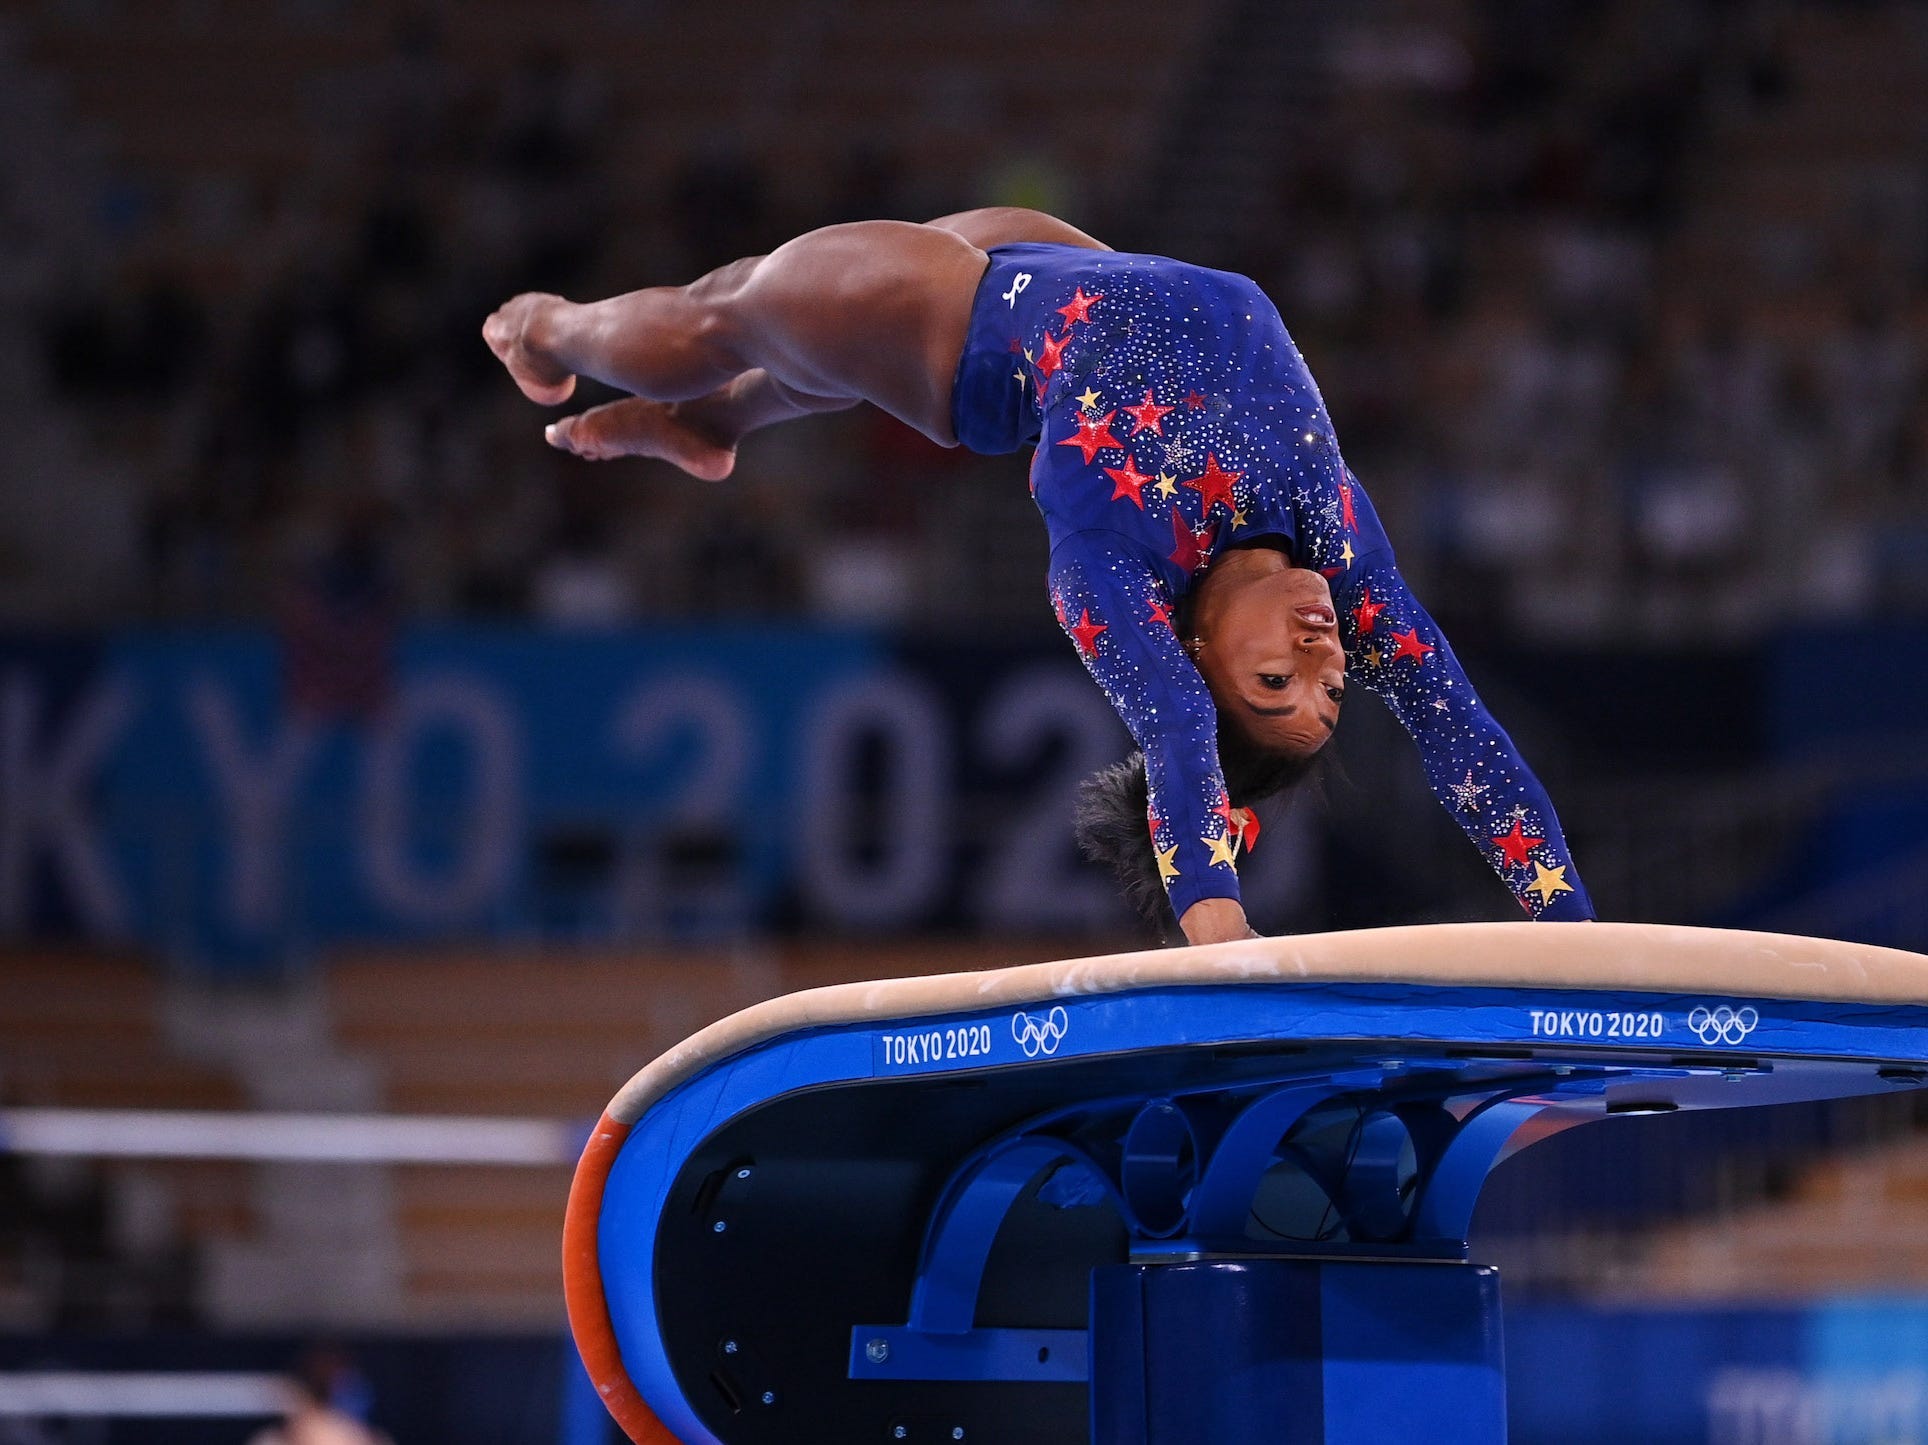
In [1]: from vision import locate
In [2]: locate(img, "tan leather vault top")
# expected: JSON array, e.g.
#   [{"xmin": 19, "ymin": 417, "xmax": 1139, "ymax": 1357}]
[{"xmin": 607, "ymin": 922, "xmax": 1928, "ymax": 1125}]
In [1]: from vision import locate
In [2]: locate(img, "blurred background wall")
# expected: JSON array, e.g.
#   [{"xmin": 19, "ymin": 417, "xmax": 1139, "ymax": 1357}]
[{"xmin": 0, "ymin": 0, "xmax": 1925, "ymax": 1440}]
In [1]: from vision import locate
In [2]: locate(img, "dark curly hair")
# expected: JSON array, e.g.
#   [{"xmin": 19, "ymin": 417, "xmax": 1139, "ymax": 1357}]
[{"xmin": 1074, "ymin": 720, "xmax": 1331, "ymax": 937}]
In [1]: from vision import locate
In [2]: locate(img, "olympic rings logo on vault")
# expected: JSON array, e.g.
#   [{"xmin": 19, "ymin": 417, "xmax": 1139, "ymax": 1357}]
[
  {"xmin": 1688, "ymin": 1004, "xmax": 1760, "ymax": 1047},
  {"xmin": 1012, "ymin": 1006, "xmax": 1071, "ymax": 1058}
]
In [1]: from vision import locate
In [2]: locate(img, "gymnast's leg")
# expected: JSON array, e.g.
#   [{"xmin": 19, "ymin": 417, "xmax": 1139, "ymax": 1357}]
[
  {"xmin": 482, "ymin": 219, "xmax": 988, "ymax": 474},
  {"xmin": 531, "ymin": 377, "xmax": 852, "ymax": 480}
]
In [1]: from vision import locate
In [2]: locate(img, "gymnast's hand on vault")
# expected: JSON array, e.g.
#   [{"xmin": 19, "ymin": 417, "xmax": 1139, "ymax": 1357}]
[{"xmin": 1179, "ymin": 898, "xmax": 1259, "ymax": 947}]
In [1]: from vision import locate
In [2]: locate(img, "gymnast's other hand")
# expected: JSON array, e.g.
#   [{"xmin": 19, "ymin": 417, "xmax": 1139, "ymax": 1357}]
[
  {"xmin": 543, "ymin": 397, "xmax": 738, "ymax": 481},
  {"xmin": 1179, "ymin": 898, "xmax": 1258, "ymax": 947}
]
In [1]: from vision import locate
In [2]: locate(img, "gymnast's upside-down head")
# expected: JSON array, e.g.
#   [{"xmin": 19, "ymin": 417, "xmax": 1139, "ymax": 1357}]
[
  {"xmin": 1077, "ymin": 553, "xmax": 1344, "ymax": 930},
  {"xmin": 1183, "ymin": 552, "xmax": 1346, "ymax": 763}
]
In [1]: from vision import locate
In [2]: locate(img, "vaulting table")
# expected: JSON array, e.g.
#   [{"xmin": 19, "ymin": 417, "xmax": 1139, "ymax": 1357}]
[{"xmin": 564, "ymin": 922, "xmax": 1928, "ymax": 1444}]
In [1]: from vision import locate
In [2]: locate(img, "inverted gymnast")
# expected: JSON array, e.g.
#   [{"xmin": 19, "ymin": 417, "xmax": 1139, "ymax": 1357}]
[{"xmin": 483, "ymin": 208, "xmax": 1595, "ymax": 944}]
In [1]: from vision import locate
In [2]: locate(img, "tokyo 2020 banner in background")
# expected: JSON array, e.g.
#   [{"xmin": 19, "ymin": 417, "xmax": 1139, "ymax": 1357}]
[
  {"xmin": 3, "ymin": 626, "xmax": 1924, "ymax": 966},
  {"xmin": 0, "ymin": 628, "xmax": 1168, "ymax": 963}
]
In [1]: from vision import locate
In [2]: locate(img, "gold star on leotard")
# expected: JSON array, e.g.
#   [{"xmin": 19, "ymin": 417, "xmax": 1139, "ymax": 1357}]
[
  {"xmin": 1156, "ymin": 844, "xmax": 1181, "ymax": 883},
  {"xmin": 1205, "ymin": 832, "xmax": 1239, "ymax": 869},
  {"xmin": 1364, "ymin": 646, "xmax": 1383, "ymax": 667},
  {"xmin": 1230, "ymin": 506, "xmax": 1249, "ymax": 529},
  {"xmin": 1340, "ymin": 539, "xmax": 1355, "ymax": 567},
  {"xmin": 1526, "ymin": 862, "xmax": 1574, "ymax": 905},
  {"xmin": 1075, "ymin": 386, "xmax": 1103, "ymax": 412},
  {"xmin": 1155, "ymin": 471, "xmax": 1178, "ymax": 499}
]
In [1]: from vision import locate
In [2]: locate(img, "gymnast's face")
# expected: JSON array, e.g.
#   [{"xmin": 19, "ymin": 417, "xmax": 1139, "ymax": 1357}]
[{"xmin": 1187, "ymin": 561, "xmax": 1346, "ymax": 761}]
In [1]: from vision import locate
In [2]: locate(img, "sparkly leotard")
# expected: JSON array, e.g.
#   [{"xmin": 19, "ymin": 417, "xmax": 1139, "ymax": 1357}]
[{"xmin": 950, "ymin": 242, "xmax": 1595, "ymax": 924}]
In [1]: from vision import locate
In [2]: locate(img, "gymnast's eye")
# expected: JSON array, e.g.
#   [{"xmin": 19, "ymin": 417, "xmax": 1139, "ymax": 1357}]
[
  {"xmin": 1326, "ymin": 686, "xmax": 1345, "ymax": 705},
  {"xmin": 1258, "ymin": 674, "xmax": 1289, "ymax": 691}
]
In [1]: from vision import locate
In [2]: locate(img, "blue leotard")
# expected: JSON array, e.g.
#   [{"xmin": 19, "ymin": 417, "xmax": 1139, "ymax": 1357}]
[{"xmin": 950, "ymin": 242, "xmax": 1595, "ymax": 924}]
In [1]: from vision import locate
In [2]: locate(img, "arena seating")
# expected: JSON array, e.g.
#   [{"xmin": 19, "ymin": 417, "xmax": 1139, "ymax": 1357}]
[
  {"xmin": 320, "ymin": 939, "xmax": 1072, "ymax": 1325},
  {"xmin": 0, "ymin": 949, "xmax": 248, "ymax": 1328},
  {"xmin": 0, "ymin": 949, "xmax": 244, "ymax": 1112},
  {"xmin": 1609, "ymin": 1130, "xmax": 1928, "ymax": 1300},
  {"xmin": 0, "ymin": 938, "xmax": 1078, "ymax": 1329}
]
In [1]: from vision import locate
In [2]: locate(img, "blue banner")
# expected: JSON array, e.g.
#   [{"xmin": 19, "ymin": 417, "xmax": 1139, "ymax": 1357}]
[
  {"xmin": 1508, "ymin": 1298, "xmax": 1928, "ymax": 1445},
  {"xmin": 2, "ymin": 628, "xmax": 1190, "ymax": 962}
]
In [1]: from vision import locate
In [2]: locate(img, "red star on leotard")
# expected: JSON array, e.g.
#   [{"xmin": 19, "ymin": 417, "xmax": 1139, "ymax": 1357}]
[
  {"xmin": 1056, "ymin": 287, "xmax": 1102, "ymax": 328},
  {"xmin": 1211, "ymin": 791, "xmax": 1239, "ymax": 835},
  {"xmin": 1057, "ymin": 410, "xmax": 1124, "ymax": 465},
  {"xmin": 1339, "ymin": 477, "xmax": 1357, "ymax": 531},
  {"xmin": 1168, "ymin": 510, "xmax": 1217, "ymax": 574},
  {"xmin": 1351, "ymin": 587, "xmax": 1386, "ymax": 635},
  {"xmin": 1036, "ymin": 329, "xmax": 1071, "ymax": 382},
  {"xmin": 1104, "ymin": 457, "xmax": 1155, "ymax": 509},
  {"xmin": 1390, "ymin": 628, "xmax": 1435, "ymax": 664},
  {"xmin": 1184, "ymin": 390, "xmax": 1207, "ymax": 410},
  {"xmin": 1145, "ymin": 597, "xmax": 1174, "ymax": 630},
  {"xmin": 1123, "ymin": 389, "xmax": 1174, "ymax": 436},
  {"xmin": 1492, "ymin": 818, "xmax": 1544, "ymax": 868},
  {"xmin": 1053, "ymin": 591, "xmax": 1068, "ymax": 627},
  {"xmin": 1068, "ymin": 608, "xmax": 1108, "ymax": 658},
  {"xmin": 1147, "ymin": 807, "xmax": 1164, "ymax": 841},
  {"xmin": 1182, "ymin": 453, "xmax": 1242, "ymax": 515}
]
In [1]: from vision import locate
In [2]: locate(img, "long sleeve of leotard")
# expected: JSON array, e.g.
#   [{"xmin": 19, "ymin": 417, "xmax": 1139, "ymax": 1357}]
[
  {"xmin": 1329, "ymin": 544, "xmax": 1596, "ymax": 921},
  {"xmin": 1048, "ymin": 530, "xmax": 1245, "ymax": 922}
]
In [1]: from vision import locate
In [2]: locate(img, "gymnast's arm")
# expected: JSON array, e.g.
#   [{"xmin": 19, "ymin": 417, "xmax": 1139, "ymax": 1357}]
[
  {"xmin": 1050, "ymin": 530, "xmax": 1254, "ymax": 945},
  {"xmin": 924, "ymin": 208, "xmax": 1110, "ymax": 252},
  {"xmin": 1332, "ymin": 549, "xmax": 1597, "ymax": 921}
]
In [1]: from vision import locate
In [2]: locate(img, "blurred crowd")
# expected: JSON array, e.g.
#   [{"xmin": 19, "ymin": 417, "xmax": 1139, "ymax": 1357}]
[
  {"xmin": 0, "ymin": 0, "xmax": 1923, "ymax": 645},
  {"xmin": 1223, "ymin": 0, "xmax": 1928, "ymax": 643}
]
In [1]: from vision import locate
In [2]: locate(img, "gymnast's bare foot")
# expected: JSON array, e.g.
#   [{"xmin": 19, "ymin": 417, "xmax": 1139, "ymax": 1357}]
[
  {"xmin": 545, "ymin": 397, "xmax": 737, "ymax": 480},
  {"xmin": 482, "ymin": 293, "xmax": 578, "ymax": 406}
]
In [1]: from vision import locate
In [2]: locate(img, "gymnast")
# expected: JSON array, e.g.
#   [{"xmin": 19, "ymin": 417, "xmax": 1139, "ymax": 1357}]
[{"xmin": 483, "ymin": 208, "xmax": 1595, "ymax": 944}]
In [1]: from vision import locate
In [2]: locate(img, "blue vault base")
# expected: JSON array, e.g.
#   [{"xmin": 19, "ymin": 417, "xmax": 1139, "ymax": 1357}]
[{"xmin": 1091, "ymin": 1259, "xmax": 1505, "ymax": 1445}]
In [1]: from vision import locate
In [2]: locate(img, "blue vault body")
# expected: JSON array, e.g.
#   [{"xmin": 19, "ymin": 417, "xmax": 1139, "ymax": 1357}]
[{"xmin": 572, "ymin": 925, "xmax": 1928, "ymax": 1444}]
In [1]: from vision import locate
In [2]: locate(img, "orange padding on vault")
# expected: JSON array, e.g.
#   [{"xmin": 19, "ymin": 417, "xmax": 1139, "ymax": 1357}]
[{"xmin": 564, "ymin": 1111, "xmax": 681, "ymax": 1444}]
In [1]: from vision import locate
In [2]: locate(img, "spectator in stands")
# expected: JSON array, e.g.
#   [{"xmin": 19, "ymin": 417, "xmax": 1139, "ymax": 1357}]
[{"xmin": 250, "ymin": 1348, "xmax": 392, "ymax": 1445}]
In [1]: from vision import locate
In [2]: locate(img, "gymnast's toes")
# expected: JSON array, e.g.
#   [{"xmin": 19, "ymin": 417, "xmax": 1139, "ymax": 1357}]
[
  {"xmin": 546, "ymin": 400, "xmax": 736, "ymax": 479},
  {"xmin": 483, "ymin": 294, "xmax": 578, "ymax": 406},
  {"xmin": 544, "ymin": 412, "xmax": 607, "ymax": 458}
]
